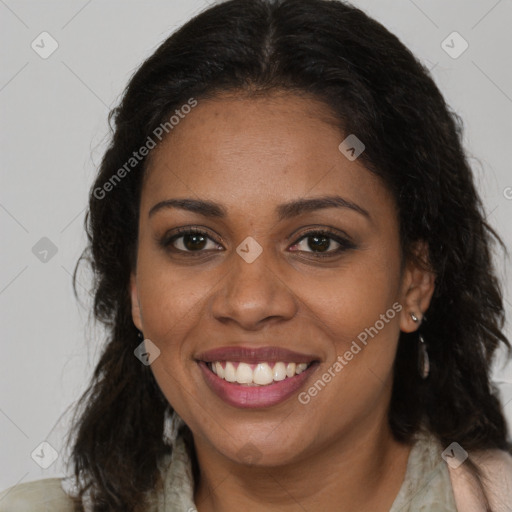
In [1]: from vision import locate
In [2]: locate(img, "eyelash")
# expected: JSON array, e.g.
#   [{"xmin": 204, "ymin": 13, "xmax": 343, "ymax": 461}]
[{"xmin": 160, "ymin": 226, "xmax": 356, "ymax": 259}]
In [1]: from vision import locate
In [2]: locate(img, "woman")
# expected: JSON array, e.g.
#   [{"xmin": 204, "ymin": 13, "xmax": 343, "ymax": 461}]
[{"xmin": 1, "ymin": 0, "xmax": 511, "ymax": 510}]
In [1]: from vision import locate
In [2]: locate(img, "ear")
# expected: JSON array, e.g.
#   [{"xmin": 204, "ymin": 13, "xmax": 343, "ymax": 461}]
[
  {"xmin": 398, "ymin": 241, "xmax": 436, "ymax": 333},
  {"xmin": 130, "ymin": 272, "xmax": 144, "ymax": 331}
]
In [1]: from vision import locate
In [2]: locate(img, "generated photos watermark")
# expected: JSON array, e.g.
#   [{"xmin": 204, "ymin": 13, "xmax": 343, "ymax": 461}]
[
  {"xmin": 298, "ymin": 302, "xmax": 403, "ymax": 404},
  {"xmin": 93, "ymin": 98, "xmax": 198, "ymax": 200}
]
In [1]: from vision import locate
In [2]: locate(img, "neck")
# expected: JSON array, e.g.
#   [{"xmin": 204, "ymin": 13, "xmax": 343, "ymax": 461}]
[{"xmin": 193, "ymin": 416, "xmax": 413, "ymax": 512}]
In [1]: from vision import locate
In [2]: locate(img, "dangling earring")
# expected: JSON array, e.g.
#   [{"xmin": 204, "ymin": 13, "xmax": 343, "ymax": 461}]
[
  {"xmin": 163, "ymin": 408, "xmax": 185, "ymax": 447},
  {"xmin": 418, "ymin": 333, "xmax": 430, "ymax": 379},
  {"xmin": 410, "ymin": 312, "xmax": 430, "ymax": 379}
]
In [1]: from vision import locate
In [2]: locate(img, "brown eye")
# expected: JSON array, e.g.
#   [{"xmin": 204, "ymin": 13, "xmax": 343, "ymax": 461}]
[
  {"xmin": 289, "ymin": 229, "xmax": 356, "ymax": 258},
  {"xmin": 181, "ymin": 233, "xmax": 208, "ymax": 251},
  {"xmin": 162, "ymin": 228, "xmax": 222, "ymax": 254},
  {"xmin": 305, "ymin": 234, "xmax": 333, "ymax": 253}
]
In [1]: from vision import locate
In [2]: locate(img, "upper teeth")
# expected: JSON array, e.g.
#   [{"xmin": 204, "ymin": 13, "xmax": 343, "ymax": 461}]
[{"xmin": 209, "ymin": 361, "xmax": 309, "ymax": 385}]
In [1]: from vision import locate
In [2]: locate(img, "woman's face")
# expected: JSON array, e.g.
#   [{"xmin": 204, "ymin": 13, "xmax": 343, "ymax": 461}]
[{"xmin": 130, "ymin": 92, "xmax": 434, "ymax": 466}]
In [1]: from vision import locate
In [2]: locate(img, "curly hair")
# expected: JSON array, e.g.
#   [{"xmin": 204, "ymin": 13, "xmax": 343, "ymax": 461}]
[{"xmin": 66, "ymin": 0, "xmax": 511, "ymax": 510}]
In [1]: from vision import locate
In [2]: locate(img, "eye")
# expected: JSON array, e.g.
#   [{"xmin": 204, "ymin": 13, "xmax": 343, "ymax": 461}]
[
  {"xmin": 289, "ymin": 229, "xmax": 356, "ymax": 258},
  {"xmin": 162, "ymin": 227, "xmax": 222, "ymax": 254},
  {"xmin": 160, "ymin": 226, "xmax": 356, "ymax": 258}
]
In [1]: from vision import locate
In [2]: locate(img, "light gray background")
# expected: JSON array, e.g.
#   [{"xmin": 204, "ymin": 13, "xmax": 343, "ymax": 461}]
[{"xmin": 1, "ymin": 0, "xmax": 511, "ymax": 492}]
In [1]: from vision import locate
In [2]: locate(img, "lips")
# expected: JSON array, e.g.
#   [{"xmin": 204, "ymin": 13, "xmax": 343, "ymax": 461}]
[
  {"xmin": 196, "ymin": 346, "xmax": 320, "ymax": 408},
  {"xmin": 196, "ymin": 346, "xmax": 318, "ymax": 364}
]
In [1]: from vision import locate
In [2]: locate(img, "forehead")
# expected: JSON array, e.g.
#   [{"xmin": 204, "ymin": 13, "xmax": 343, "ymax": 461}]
[{"xmin": 141, "ymin": 92, "xmax": 392, "ymax": 222}]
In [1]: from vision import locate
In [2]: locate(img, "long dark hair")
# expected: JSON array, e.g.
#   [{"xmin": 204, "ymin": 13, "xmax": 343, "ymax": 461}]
[{"xmin": 66, "ymin": 0, "xmax": 511, "ymax": 510}]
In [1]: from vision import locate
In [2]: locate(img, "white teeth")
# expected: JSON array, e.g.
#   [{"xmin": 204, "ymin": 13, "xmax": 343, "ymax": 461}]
[
  {"xmin": 215, "ymin": 361, "xmax": 225, "ymax": 379},
  {"xmin": 224, "ymin": 361, "xmax": 237, "ymax": 382},
  {"xmin": 296, "ymin": 363, "xmax": 308, "ymax": 374},
  {"xmin": 208, "ymin": 361, "xmax": 311, "ymax": 386},
  {"xmin": 236, "ymin": 362, "xmax": 253, "ymax": 384},
  {"xmin": 286, "ymin": 363, "xmax": 296, "ymax": 378},
  {"xmin": 273, "ymin": 362, "xmax": 287, "ymax": 381},
  {"xmin": 253, "ymin": 363, "xmax": 274, "ymax": 385}
]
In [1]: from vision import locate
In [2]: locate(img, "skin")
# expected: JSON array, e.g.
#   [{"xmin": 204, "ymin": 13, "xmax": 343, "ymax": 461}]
[{"xmin": 130, "ymin": 91, "xmax": 436, "ymax": 511}]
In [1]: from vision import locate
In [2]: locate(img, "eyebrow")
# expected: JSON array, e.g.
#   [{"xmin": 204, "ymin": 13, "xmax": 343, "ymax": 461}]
[{"xmin": 148, "ymin": 195, "xmax": 371, "ymax": 221}]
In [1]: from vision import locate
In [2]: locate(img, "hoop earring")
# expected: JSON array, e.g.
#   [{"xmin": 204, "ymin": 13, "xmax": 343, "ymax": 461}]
[{"xmin": 418, "ymin": 333, "xmax": 430, "ymax": 379}]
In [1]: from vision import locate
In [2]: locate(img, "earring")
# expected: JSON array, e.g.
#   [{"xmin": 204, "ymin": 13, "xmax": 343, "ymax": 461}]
[
  {"xmin": 418, "ymin": 333, "xmax": 430, "ymax": 379},
  {"xmin": 410, "ymin": 312, "xmax": 429, "ymax": 379},
  {"xmin": 163, "ymin": 408, "xmax": 185, "ymax": 447},
  {"xmin": 137, "ymin": 330, "xmax": 143, "ymax": 340}
]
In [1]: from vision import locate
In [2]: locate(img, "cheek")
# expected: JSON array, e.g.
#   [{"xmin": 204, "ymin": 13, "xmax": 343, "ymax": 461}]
[
  {"xmin": 136, "ymin": 247, "xmax": 219, "ymax": 341},
  {"xmin": 296, "ymin": 245, "xmax": 401, "ymax": 337},
  {"xmin": 149, "ymin": 358, "xmax": 213, "ymax": 437},
  {"xmin": 135, "ymin": 256, "xmax": 210, "ymax": 414},
  {"xmin": 296, "ymin": 245, "xmax": 403, "ymax": 392},
  {"xmin": 300, "ymin": 283, "xmax": 401, "ymax": 433}
]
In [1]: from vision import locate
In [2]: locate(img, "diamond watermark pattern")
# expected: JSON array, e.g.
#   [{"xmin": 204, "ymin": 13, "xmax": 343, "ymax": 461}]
[
  {"xmin": 32, "ymin": 237, "xmax": 58, "ymax": 263},
  {"xmin": 134, "ymin": 339, "xmax": 161, "ymax": 366},
  {"xmin": 442, "ymin": 442, "xmax": 468, "ymax": 469},
  {"xmin": 31, "ymin": 32, "xmax": 59, "ymax": 59},
  {"xmin": 441, "ymin": 32, "xmax": 468, "ymax": 59},
  {"xmin": 31, "ymin": 441, "xmax": 59, "ymax": 469},
  {"xmin": 237, "ymin": 442, "xmax": 263, "ymax": 464},
  {"xmin": 236, "ymin": 236, "xmax": 263, "ymax": 263},
  {"xmin": 338, "ymin": 134, "xmax": 365, "ymax": 161}
]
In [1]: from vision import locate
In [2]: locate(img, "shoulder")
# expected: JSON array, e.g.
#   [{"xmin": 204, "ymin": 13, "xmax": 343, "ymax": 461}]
[
  {"xmin": 0, "ymin": 478, "xmax": 77, "ymax": 512},
  {"xmin": 449, "ymin": 447, "xmax": 512, "ymax": 512}
]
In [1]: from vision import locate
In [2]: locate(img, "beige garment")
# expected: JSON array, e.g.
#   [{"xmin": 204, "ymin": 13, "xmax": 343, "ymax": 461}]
[{"xmin": 1, "ymin": 429, "xmax": 511, "ymax": 511}]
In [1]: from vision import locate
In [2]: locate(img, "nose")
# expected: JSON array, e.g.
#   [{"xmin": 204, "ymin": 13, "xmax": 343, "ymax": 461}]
[{"xmin": 210, "ymin": 243, "xmax": 298, "ymax": 330}]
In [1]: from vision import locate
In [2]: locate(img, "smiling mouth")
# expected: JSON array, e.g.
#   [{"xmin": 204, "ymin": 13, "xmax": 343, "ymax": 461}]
[
  {"xmin": 196, "ymin": 345, "xmax": 320, "ymax": 407},
  {"xmin": 205, "ymin": 360, "xmax": 315, "ymax": 386}
]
